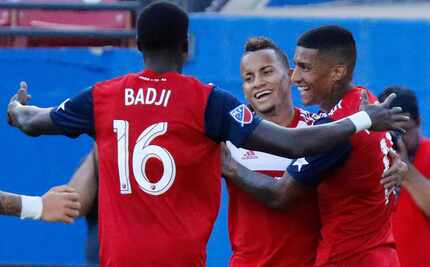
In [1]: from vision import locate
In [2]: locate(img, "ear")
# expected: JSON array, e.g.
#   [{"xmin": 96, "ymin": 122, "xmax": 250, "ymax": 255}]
[
  {"xmin": 137, "ymin": 38, "xmax": 143, "ymax": 52},
  {"xmin": 182, "ymin": 39, "xmax": 189, "ymax": 54},
  {"xmin": 416, "ymin": 116, "xmax": 421, "ymax": 126},
  {"xmin": 331, "ymin": 64, "xmax": 348, "ymax": 82}
]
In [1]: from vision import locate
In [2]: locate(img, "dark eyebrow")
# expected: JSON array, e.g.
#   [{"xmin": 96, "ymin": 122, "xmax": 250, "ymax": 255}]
[
  {"xmin": 260, "ymin": 65, "xmax": 273, "ymax": 71},
  {"xmin": 296, "ymin": 62, "xmax": 307, "ymax": 68}
]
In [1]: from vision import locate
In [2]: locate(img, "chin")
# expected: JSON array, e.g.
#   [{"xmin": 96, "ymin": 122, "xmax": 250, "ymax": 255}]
[
  {"xmin": 257, "ymin": 106, "xmax": 276, "ymax": 115},
  {"xmin": 300, "ymin": 97, "xmax": 313, "ymax": 106}
]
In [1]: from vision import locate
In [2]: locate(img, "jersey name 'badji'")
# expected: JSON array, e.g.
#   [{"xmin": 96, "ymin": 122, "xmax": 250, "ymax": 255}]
[{"xmin": 124, "ymin": 87, "xmax": 172, "ymax": 107}]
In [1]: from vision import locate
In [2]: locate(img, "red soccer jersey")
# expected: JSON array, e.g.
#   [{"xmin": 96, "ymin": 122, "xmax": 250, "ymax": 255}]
[
  {"xmin": 227, "ymin": 108, "xmax": 320, "ymax": 267},
  {"xmin": 392, "ymin": 137, "xmax": 430, "ymax": 267},
  {"xmin": 315, "ymin": 87, "xmax": 398, "ymax": 267},
  {"xmin": 46, "ymin": 69, "xmax": 261, "ymax": 267},
  {"xmin": 93, "ymin": 71, "xmax": 220, "ymax": 266}
]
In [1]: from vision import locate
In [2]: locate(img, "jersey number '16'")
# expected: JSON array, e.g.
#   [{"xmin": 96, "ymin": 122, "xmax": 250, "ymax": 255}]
[{"xmin": 113, "ymin": 120, "xmax": 176, "ymax": 196}]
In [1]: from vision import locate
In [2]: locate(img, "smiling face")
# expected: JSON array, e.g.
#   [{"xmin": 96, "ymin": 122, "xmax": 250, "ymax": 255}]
[
  {"xmin": 240, "ymin": 49, "xmax": 292, "ymax": 115},
  {"xmin": 291, "ymin": 46, "xmax": 338, "ymax": 110}
]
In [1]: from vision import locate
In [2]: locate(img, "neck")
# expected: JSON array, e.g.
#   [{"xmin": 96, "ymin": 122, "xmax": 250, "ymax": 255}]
[
  {"xmin": 320, "ymin": 82, "xmax": 354, "ymax": 112},
  {"xmin": 257, "ymin": 99, "xmax": 296, "ymax": 128},
  {"xmin": 143, "ymin": 50, "xmax": 183, "ymax": 73}
]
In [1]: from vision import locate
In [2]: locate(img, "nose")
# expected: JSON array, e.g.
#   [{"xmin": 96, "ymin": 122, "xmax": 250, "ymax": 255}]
[
  {"xmin": 291, "ymin": 67, "xmax": 301, "ymax": 84},
  {"xmin": 253, "ymin": 73, "xmax": 265, "ymax": 89}
]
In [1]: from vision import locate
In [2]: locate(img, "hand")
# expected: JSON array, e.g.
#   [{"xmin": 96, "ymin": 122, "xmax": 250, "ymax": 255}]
[
  {"xmin": 381, "ymin": 149, "xmax": 408, "ymax": 190},
  {"xmin": 395, "ymin": 134, "xmax": 409, "ymax": 163},
  {"xmin": 41, "ymin": 185, "xmax": 81, "ymax": 224},
  {"xmin": 7, "ymin": 81, "xmax": 31, "ymax": 126},
  {"xmin": 359, "ymin": 90, "xmax": 409, "ymax": 133},
  {"xmin": 221, "ymin": 142, "xmax": 237, "ymax": 179}
]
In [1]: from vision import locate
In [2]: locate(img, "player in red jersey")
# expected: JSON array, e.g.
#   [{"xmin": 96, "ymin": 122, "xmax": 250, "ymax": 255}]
[
  {"xmin": 379, "ymin": 86, "xmax": 430, "ymax": 267},
  {"xmin": 6, "ymin": 2, "xmax": 407, "ymax": 266},
  {"xmin": 223, "ymin": 25, "xmax": 407, "ymax": 267},
  {"xmin": 292, "ymin": 27, "xmax": 402, "ymax": 267},
  {"xmin": 226, "ymin": 37, "xmax": 320, "ymax": 267}
]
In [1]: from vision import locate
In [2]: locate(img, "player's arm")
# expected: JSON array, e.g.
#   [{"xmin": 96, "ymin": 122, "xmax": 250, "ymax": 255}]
[
  {"xmin": 245, "ymin": 90, "xmax": 406, "ymax": 158},
  {"xmin": 380, "ymin": 149, "xmax": 408, "ymax": 191},
  {"xmin": 403, "ymin": 164, "xmax": 430, "ymax": 217},
  {"xmin": 7, "ymin": 82, "xmax": 94, "ymax": 138},
  {"xmin": 7, "ymin": 82, "xmax": 59, "ymax": 136},
  {"xmin": 68, "ymin": 146, "xmax": 98, "ymax": 217},
  {"xmin": 221, "ymin": 144, "xmax": 308, "ymax": 210},
  {"xmin": 207, "ymin": 88, "xmax": 408, "ymax": 159},
  {"xmin": 395, "ymin": 137, "xmax": 430, "ymax": 217},
  {"xmin": 0, "ymin": 186, "xmax": 80, "ymax": 224},
  {"xmin": 0, "ymin": 191, "xmax": 21, "ymax": 216},
  {"xmin": 222, "ymin": 124, "xmax": 352, "ymax": 210}
]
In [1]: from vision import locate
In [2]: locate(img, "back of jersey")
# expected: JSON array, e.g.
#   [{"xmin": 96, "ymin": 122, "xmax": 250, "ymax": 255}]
[{"xmin": 93, "ymin": 70, "xmax": 220, "ymax": 267}]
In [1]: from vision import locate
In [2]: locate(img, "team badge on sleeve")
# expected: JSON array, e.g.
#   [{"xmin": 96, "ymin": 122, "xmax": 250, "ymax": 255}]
[{"xmin": 230, "ymin": 104, "xmax": 253, "ymax": 127}]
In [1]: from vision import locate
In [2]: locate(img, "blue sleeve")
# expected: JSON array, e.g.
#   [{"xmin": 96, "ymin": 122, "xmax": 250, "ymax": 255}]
[
  {"xmin": 287, "ymin": 117, "xmax": 352, "ymax": 186},
  {"xmin": 49, "ymin": 87, "xmax": 95, "ymax": 138},
  {"xmin": 205, "ymin": 87, "xmax": 262, "ymax": 146}
]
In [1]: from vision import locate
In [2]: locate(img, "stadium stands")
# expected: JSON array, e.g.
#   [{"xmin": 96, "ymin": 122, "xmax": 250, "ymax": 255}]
[
  {"xmin": 266, "ymin": 0, "xmax": 430, "ymax": 7},
  {"xmin": 0, "ymin": 8, "xmax": 13, "ymax": 46},
  {"xmin": 0, "ymin": 0, "xmax": 134, "ymax": 47}
]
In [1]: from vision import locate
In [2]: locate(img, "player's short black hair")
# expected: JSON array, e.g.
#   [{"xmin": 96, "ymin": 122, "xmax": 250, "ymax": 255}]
[
  {"xmin": 137, "ymin": 1, "xmax": 188, "ymax": 51},
  {"xmin": 244, "ymin": 37, "xmax": 290, "ymax": 69},
  {"xmin": 378, "ymin": 86, "xmax": 420, "ymax": 122},
  {"xmin": 297, "ymin": 25, "xmax": 356, "ymax": 74}
]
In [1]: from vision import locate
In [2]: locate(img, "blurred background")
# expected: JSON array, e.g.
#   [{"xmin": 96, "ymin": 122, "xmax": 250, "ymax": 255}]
[{"xmin": 0, "ymin": 0, "xmax": 429, "ymax": 266}]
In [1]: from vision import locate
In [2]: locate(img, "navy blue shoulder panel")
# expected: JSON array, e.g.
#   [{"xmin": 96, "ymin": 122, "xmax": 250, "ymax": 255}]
[
  {"xmin": 204, "ymin": 87, "xmax": 262, "ymax": 146},
  {"xmin": 287, "ymin": 117, "xmax": 352, "ymax": 186},
  {"xmin": 50, "ymin": 87, "xmax": 95, "ymax": 138}
]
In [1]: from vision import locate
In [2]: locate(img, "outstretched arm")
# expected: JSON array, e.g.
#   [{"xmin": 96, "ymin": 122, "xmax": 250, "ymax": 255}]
[
  {"xmin": 243, "ymin": 91, "xmax": 408, "ymax": 158},
  {"xmin": 7, "ymin": 81, "xmax": 94, "ymax": 138},
  {"xmin": 7, "ymin": 82, "xmax": 59, "ymax": 136},
  {"xmin": 0, "ymin": 186, "xmax": 81, "ymax": 224},
  {"xmin": 68, "ymin": 146, "xmax": 98, "ymax": 217},
  {"xmin": 244, "ymin": 118, "xmax": 354, "ymax": 158}
]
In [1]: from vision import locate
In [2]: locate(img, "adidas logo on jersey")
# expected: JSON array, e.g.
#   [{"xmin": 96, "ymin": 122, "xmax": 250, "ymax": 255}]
[{"xmin": 241, "ymin": 150, "xmax": 258, "ymax": 160}]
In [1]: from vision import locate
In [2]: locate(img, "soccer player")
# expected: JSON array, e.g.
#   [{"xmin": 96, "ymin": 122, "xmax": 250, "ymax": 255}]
[
  {"xmin": 224, "ymin": 25, "xmax": 404, "ymax": 267},
  {"xmin": 226, "ymin": 37, "xmax": 320, "ymax": 267},
  {"xmin": 6, "ymin": 2, "xmax": 407, "ymax": 266},
  {"xmin": 379, "ymin": 86, "xmax": 430, "ymax": 267},
  {"xmin": 0, "ymin": 185, "xmax": 80, "ymax": 223},
  {"xmin": 292, "ymin": 27, "xmax": 401, "ymax": 267}
]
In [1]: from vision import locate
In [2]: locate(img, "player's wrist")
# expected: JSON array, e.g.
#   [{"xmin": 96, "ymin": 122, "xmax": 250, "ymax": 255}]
[
  {"xmin": 347, "ymin": 111, "xmax": 372, "ymax": 133},
  {"xmin": 20, "ymin": 195, "xmax": 43, "ymax": 220}
]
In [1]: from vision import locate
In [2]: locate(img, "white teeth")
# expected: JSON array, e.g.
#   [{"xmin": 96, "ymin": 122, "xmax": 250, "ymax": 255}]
[
  {"xmin": 255, "ymin": 90, "xmax": 272, "ymax": 99},
  {"xmin": 297, "ymin": 86, "xmax": 309, "ymax": 91}
]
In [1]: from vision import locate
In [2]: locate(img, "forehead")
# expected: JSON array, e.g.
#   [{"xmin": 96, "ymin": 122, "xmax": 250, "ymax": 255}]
[
  {"xmin": 241, "ymin": 49, "xmax": 281, "ymax": 71},
  {"xmin": 294, "ymin": 46, "xmax": 319, "ymax": 63}
]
